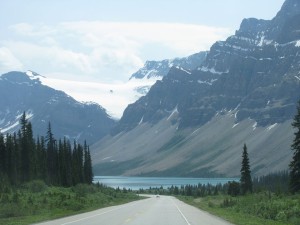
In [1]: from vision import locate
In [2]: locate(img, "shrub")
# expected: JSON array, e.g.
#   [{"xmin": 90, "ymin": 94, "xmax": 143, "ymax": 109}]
[
  {"xmin": 227, "ymin": 181, "xmax": 240, "ymax": 197},
  {"xmin": 0, "ymin": 203, "xmax": 27, "ymax": 218},
  {"xmin": 275, "ymin": 211, "xmax": 287, "ymax": 221},
  {"xmin": 23, "ymin": 180, "xmax": 48, "ymax": 193},
  {"xmin": 221, "ymin": 198, "xmax": 237, "ymax": 208},
  {"xmin": 208, "ymin": 201, "xmax": 215, "ymax": 208},
  {"xmin": 72, "ymin": 183, "xmax": 92, "ymax": 198}
]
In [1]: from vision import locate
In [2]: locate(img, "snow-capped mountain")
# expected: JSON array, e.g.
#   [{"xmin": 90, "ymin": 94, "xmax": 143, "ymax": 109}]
[
  {"xmin": 126, "ymin": 51, "xmax": 207, "ymax": 108},
  {"xmin": 130, "ymin": 52, "xmax": 207, "ymax": 80},
  {"xmin": 0, "ymin": 71, "xmax": 115, "ymax": 144},
  {"xmin": 27, "ymin": 52, "xmax": 207, "ymax": 119},
  {"xmin": 91, "ymin": 0, "xmax": 300, "ymax": 177}
]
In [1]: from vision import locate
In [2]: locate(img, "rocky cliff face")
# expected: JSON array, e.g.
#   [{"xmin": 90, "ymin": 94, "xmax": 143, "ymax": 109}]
[
  {"xmin": 114, "ymin": 0, "xmax": 300, "ymax": 133},
  {"xmin": 0, "ymin": 71, "xmax": 115, "ymax": 144},
  {"xmin": 92, "ymin": 0, "xmax": 300, "ymax": 177}
]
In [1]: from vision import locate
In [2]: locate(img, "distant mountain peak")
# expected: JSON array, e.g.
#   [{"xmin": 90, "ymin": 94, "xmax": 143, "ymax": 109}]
[
  {"xmin": 129, "ymin": 51, "xmax": 207, "ymax": 80},
  {"xmin": 26, "ymin": 70, "xmax": 46, "ymax": 80},
  {"xmin": 0, "ymin": 71, "xmax": 115, "ymax": 144},
  {"xmin": 276, "ymin": 0, "xmax": 300, "ymax": 19},
  {"xmin": 1, "ymin": 71, "xmax": 41, "ymax": 85}
]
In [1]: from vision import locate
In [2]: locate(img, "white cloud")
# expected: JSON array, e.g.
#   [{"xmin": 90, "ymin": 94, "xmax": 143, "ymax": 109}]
[
  {"xmin": 10, "ymin": 23, "xmax": 56, "ymax": 37},
  {"xmin": 3, "ymin": 21, "xmax": 231, "ymax": 82},
  {"xmin": 0, "ymin": 47, "xmax": 23, "ymax": 73},
  {"xmin": 61, "ymin": 21, "xmax": 231, "ymax": 57},
  {"xmin": 3, "ymin": 41, "xmax": 94, "ymax": 77}
]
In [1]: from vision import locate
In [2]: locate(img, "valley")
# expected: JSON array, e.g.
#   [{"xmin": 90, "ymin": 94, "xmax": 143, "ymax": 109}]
[
  {"xmin": 1, "ymin": 1, "xmax": 300, "ymax": 225},
  {"xmin": 1, "ymin": 0, "xmax": 299, "ymax": 178}
]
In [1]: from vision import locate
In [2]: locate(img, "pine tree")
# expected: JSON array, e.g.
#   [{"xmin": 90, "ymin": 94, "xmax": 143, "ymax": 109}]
[
  {"xmin": 0, "ymin": 116, "xmax": 93, "ymax": 187},
  {"xmin": 83, "ymin": 141, "xmax": 93, "ymax": 184},
  {"xmin": 26, "ymin": 121, "xmax": 35, "ymax": 180},
  {"xmin": 5, "ymin": 134, "xmax": 17, "ymax": 185},
  {"xmin": 19, "ymin": 112, "xmax": 31, "ymax": 182},
  {"xmin": 0, "ymin": 133, "xmax": 6, "ymax": 175},
  {"xmin": 289, "ymin": 100, "xmax": 300, "ymax": 193},
  {"xmin": 240, "ymin": 143, "xmax": 252, "ymax": 194},
  {"xmin": 63, "ymin": 138, "xmax": 73, "ymax": 187},
  {"xmin": 35, "ymin": 137, "xmax": 46, "ymax": 180},
  {"xmin": 13, "ymin": 133, "xmax": 21, "ymax": 185},
  {"xmin": 46, "ymin": 122, "xmax": 57, "ymax": 185},
  {"xmin": 72, "ymin": 142, "xmax": 84, "ymax": 185}
]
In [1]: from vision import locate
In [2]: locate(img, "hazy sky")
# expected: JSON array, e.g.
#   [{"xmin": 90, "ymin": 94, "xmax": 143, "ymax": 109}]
[{"xmin": 0, "ymin": 0, "xmax": 285, "ymax": 82}]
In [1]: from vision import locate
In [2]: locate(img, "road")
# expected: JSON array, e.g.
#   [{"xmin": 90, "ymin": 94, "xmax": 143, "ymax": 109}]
[{"xmin": 35, "ymin": 195, "xmax": 233, "ymax": 225}]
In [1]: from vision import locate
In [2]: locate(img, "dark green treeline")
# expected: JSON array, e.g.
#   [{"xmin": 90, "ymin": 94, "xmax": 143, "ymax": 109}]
[{"xmin": 0, "ymin": 112, "xmax": 93, "ymax": 187}]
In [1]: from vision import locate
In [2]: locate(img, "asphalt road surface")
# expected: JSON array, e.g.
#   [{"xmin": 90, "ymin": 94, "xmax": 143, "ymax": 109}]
[{"xmin": 35, "ymin": 195, "xmax": 233, "ymax": 225}]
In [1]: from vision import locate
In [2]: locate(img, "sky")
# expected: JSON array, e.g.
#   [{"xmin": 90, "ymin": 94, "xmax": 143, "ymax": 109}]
[
  {"xmin": 0, "ymin": 0, "xmax": 286, "ymax": 118},
  {"xmin": 0, "ymin": 0, "xmax": 285, "ymax": 83}
]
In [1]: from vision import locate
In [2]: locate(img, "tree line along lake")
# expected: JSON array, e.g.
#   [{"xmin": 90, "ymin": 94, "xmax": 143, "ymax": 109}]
[{"xmin": 93, "ymin": 176, "xmax": 239, "ymax": 190}]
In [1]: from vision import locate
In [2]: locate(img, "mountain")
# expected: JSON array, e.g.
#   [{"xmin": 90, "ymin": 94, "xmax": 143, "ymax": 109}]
[
  {"xmin": 0, "ymin": 71, "xmax": 115, "ymax": 144},
  {"xmin": 128, "ymin": 51, "xmax": 207, "ymax": 103},
  {"xmin": 130, "ymin": 52, "xmax": 208, "ymax": 80},
  {"xmin": 91, "ymin": 0, "xmax": 300, "ymax": 177}
]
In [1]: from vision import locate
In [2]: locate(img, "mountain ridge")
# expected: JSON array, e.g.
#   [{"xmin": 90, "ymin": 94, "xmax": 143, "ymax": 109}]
[
  {"xmin": 130, "ymin": 51, "xmax": 207, "ymax": 80},
  {"xmin": 0, "ymin": 71, "xmax": 115, "ymax": 144},
  {"xmin": 92, "ymin": 0, "xmax": 300, "ymax": 177}
]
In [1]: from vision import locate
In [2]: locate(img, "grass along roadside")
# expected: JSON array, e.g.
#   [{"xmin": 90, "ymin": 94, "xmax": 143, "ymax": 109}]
[
  {"xmin": 178, "ymin": 192, "xmax": 300, "ymax": 225},
  {"xmin": 0, "ymin": 180, "xmax": 141, "ymax": 225}
]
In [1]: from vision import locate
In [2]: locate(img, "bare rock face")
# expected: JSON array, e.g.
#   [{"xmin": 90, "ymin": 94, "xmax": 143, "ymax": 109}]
[
  {"xmin": 114, "ymin": 0, "xmax": 300, "ymax": 133},
  {"xmin": 92, "ymin": 0, "xmax": 300, "ymax": 177}
]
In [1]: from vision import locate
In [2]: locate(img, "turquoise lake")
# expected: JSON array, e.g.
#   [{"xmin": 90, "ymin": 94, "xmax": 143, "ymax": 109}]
[{"xmin": 93, "ymin": 176, "xmax": 238, "ymax": 190}]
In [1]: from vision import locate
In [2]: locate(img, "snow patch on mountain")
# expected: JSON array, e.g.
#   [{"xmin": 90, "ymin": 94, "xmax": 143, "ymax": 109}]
[
  {"xmin": 175, "ymin": 66, "xmax": 191, "ymax": 75},
  {"xmin": 167, "ymin": 106, "xmax": 178, "ymax": 121},
  {"xmin": 197, "ymin": 66, "xmax": 228, "ymax": 74},
  {"xmin": 267, "ymin": 123, "xmax": 278, "ymax": 131},
  {"xmin": 0, "ymin": 110, "xmax": 34, "ymax": 133},
  {"xmin": 232, "ymin": 123, "xmax": 239, "ymax": 128},
  {"xmin": 197, "ymin": 79, "xmax": 218, "ymax": 86},
  {"xmin": 1, "ymin": 121, "xmax": 19, "ymax": 133},
  {"xmin": 253, "ymin": 122, "xmax": 258, "ymax": 130},
  {"xmin": 38, "ymin": 75, "xmax": 159, "ymax": 119}
]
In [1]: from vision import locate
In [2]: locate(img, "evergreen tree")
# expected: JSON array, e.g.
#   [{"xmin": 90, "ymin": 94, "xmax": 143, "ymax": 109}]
[
  {"xmin": 13, "ymin": 133, "xmax": 21, "ymax": 185},
  {"xmin": 289, "ymin": 100, "xmax": 300, "ymax": 193},
  {"xmin": 0, "ymin": 114, "xmax": 93, "ymax": 187},
  {"xmin": 46, "ymin": 122, "xmax": 57, "ymax": 185},
  {"xmin": 63, "ymin": 138, "xmax": 73, "ymax": 186},
  {"xmin": 0, "ymin": 133, "xmax": 6, "ymax": 175},
  {"xmin": 5, "ymin": 134, "xmax": 17, "ymax": 185},
  {"xmin": 35, "ymin": 136, "xmax": 47, "ymax": 180},
  {"xmin": 240, "ymin": 143, "xmax": 252, "ymax": 194},
  {"xmin": 26, "ymin": 122, "xmax": 35, "ymax": 180},
  {"xmin": 58, "ymin": 139, "xmax": 64, "ymax": 186},
  {"xmin": 83, "ymin": 141, "xmax": 93, "ymax": 184},
  {"xmin": 72, "ymin": 142, "xmax": 84, "ymax": 185},
  {"xmin": 19, "ymin": 112, "xmax": 31, "ymax": 182}
]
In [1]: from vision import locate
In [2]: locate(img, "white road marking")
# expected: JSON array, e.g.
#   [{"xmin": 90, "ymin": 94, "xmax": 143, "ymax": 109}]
[
  {"xmin": 61, "ymin": 201, "xmax": 140, "ymax": 225},
  {"xmin": 172, "ymin": 200, "xmax": 191, "ymax": 225}
]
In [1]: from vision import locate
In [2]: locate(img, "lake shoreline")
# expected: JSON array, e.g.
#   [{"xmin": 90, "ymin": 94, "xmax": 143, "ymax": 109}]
[{"xmin": 93, "ymin": 176, "xmax": 239, "ymax": 190}]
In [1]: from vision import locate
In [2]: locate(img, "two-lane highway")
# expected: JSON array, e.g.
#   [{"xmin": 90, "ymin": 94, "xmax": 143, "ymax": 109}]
[{"xmin": 35, "ymin": 195, "xmax": 233, "ymax": 225}]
